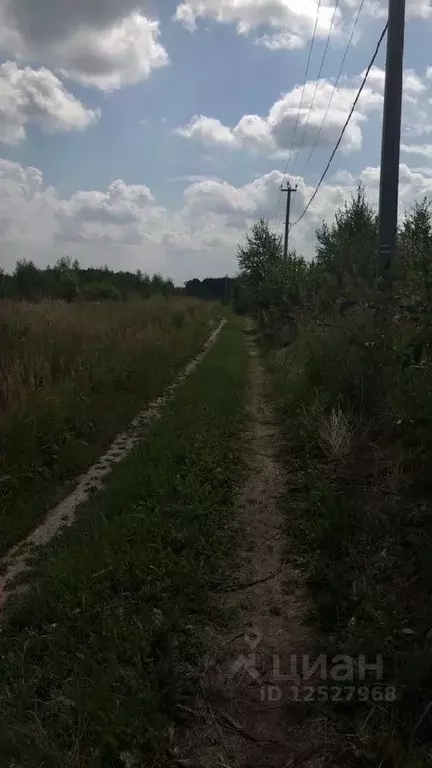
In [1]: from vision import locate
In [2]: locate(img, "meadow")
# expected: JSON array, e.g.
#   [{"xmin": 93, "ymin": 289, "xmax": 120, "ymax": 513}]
[
  {"xmin": 0, "ymin": 298, "xmax": 218, "ymax": 554},
  {"xmin": 0, "ymin": 320, "xmax": 247, "ymax": 767}
]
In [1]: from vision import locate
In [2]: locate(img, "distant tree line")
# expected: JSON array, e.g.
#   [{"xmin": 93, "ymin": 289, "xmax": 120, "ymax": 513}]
[
  {"xmin": 0, "ymin": 258, "xmax": 241, "ymax": 304},
  {"xmin": 0, "ymin": 258, "xmax": 179, "ymax": 302},
  {"xmin": 184, "ymin": 277, "xmax": 237, "ymax": 304}
]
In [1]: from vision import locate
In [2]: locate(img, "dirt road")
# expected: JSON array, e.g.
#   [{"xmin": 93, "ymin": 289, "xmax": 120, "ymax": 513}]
[
  {"xmin": 174, "ymin": 323, "xmax": 326, "ymax": 768},
  {"xmin": 0, "ymin": 320, "xmax": 225, "ymax": 612}
]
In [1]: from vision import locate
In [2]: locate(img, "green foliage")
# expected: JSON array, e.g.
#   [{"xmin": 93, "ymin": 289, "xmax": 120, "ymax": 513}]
[
  {"xmin": 0, "ymin": 322, "xmax": 247, "ymax": 766},
  {"xmin": 0, "ymin": 299, "xmax": 218, "ymax": 554},
  {"xmin": 271, "ymin": 305, "xmax": 432, "ymax": 760},
  {"xmin": 81, "ymin": 280, "xmax": 122, "ymax": 302},
  {"xmin": 398, "ymin": 198, "xmax": 432, "ymax": 297},
  {"xmin": 236, "ymin": 219, "xmax": 312, "ymax": 335},
  {"xmin": 255, "ymin": 183, "xmax": 432, "ymax": 763},
  {"xmin": 2, "ymin": 260, "xmax": 177, "ymax": 302},
  {"xmin": 237, "ymin": 218, "xmax": 282, "ymax": 292},
  {"xmin": 185, "ymin": 277, "xmax": 236, "ymax": 303},
  {"xmin": 315, "ymin": 183, "xmax": 378, "ymax": 286}
]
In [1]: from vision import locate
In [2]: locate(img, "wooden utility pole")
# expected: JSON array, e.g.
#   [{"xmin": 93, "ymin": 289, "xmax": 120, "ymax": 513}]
[
  {"xmin": 377, "ymin": 0, "xmax": 406, "ymax": 280},
  {"xmin": 281, "ymin": 184, "xmax": 297, "ymax": 259}
]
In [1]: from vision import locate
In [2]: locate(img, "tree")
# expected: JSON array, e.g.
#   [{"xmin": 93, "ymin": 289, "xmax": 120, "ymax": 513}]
[
  {"xmin": 237, "ymin": 219, "xmax": 283, "ymax": 317},
  {"xmin": 316, "ymin": 184, "xmax": 378, "ymax": 288},
  {"xmin": 52, "ymin": 256, "xmax": 80, "ymax": 301},
  {"xmin": 14, "ymin": 259, "xmax": 43, "ymax": 300},
  {"xmin": 238, "ymin": 219, "xmax": 282, "ymax": 286},
  {"xmin": 399, "ymin": 198, "xmax": 432, "ymax": 298}
]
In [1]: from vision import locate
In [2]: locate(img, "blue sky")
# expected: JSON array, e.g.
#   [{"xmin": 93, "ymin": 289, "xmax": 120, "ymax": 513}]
[{"xmin": 1, "ymin": 0, "xmax": 432, "ymax": 282}]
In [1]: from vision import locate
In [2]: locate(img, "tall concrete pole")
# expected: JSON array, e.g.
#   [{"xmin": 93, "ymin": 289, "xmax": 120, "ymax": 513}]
[
  {"xmin": 377, "ymin": 0, "xmax": 406, "ymax": 280},
  {"xmin": 281, "ymin": 184, "xmax": 297, "ymax": 259}
]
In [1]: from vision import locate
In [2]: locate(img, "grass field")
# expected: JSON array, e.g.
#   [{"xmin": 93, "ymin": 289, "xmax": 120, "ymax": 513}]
[
  {"xmin": 0, "ymin": 298, "xmax": 218, "ymax": 555},
  {"xmin": 0, "ymin": 319, "xmax": 247, "ymax": 767}
]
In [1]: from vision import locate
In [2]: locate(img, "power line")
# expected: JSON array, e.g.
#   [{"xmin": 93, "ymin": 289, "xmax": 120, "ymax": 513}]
[
  {"xmin": 270, "ymin": 186, "xmax": 283, "ymax": 232},
  {"xmin": 284, "ymin": 0, "xmax": 323, "ymax": 179},
  {"xmin": 291, "ymin": 0, "xmax": 341, "ymax": 177},
  {"xmin": 270, "ymin": 0, "xmax": 323, "ymax": 235},
  {"xmin": 290, "ymin": 22, "xmax": 388, "ymax": 230},
  {"xmin": 302, "ymin": 0, "xmax": 366, "ymax": 171}
]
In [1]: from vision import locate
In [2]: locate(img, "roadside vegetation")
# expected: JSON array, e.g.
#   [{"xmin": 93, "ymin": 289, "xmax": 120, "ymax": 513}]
[
  {"xmin": 0, "ymin": 297, "xmax": 218, "ymax": 554},
  {"xmin": 237, "ymin": 187, "xmax": 432, "ymax": 765},
  {"xmin": 0, "ymin": 320, "xmax": 247, "ymax": 767}
]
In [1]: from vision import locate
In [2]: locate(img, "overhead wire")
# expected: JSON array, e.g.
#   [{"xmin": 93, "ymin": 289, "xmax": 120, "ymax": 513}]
[
  {"xmin": 271, "ymin": 0, "xmax": 324, "ymax": 235},
  {"xmin": 291, "ymin": 0, "xmax": 342, "ymax": 177},
  {"xmin": 284, "ymin": 0, "xmax": 323, "ymax": 178},
  {"xmin": 290, "ymin": 22, "xmax": 388, "ymax": 229},
  {"xmin": 270, "ymin": 186, "xmax": 283, "ymax": 233},
  {"xmin": 302, "ymin": 0, "xmax": 367, "ymax": 172}
]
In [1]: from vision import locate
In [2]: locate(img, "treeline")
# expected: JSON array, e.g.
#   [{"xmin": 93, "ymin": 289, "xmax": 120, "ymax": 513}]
[
  {"xmin": 184, "ymin": 277, "xmax": 236, "ymax": 303},
  {"xmin": 0, "ymin": 258, "xmax": 178, "ymax": 302},
  {"xmin": 0, "ymin": 258, "xmax": 240, "ymax": 304}
]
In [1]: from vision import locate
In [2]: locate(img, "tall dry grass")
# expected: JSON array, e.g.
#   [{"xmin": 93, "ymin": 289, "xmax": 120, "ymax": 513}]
[
  {"xmin": 0, "ymin": 298, "xmax": 206, "ymax": 417},
  {"xmin": 0, "ymin": 297, "xmax": 219, "ymax": 552}
]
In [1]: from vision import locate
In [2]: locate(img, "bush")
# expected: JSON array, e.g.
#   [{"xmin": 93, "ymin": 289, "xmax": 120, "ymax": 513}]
[{"xmin": 244, "ymin": 186, "xmax": 432, "ymax": 763}]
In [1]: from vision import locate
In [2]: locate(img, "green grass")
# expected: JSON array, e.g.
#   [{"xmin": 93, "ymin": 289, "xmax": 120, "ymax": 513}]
[
  {"xmin": 268, "ymin": 314, "xmax": 432, "ymax": 765},
  {"xmin": 0, "ymin": 319, "xmax": 247, "ymax": 768},
  {"xmin": 0, "ymin": 298, "xmax": 219, "ymax": 556}
]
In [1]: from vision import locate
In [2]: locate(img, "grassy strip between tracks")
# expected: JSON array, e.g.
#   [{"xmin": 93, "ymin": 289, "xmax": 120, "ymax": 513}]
[{"xmin": 0, "ymin": 319, "xmax": 248, "ymax": 768}]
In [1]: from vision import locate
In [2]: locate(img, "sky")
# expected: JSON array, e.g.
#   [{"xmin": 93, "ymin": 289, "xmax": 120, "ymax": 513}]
[{"xmin": 1, "ymin": 0, "xmax": 432, "ymax": 283}]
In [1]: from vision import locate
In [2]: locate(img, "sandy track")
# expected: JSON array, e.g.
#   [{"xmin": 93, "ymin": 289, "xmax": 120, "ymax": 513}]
[
  {"xmin": 173, "ymin": 321, "xmax": 326, "ymax": 768},
  {"xmin": 0, "ymin": 319, "xmax": 226, "ymax": 611}
]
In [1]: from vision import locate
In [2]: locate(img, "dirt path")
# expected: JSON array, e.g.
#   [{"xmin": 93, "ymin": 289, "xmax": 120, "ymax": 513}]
[
  {"xmin": 173, "ymin": 323, "xmax": 326, "ymax": 768},
  {"xmin": 0, "ymin": 319, "xmax": 225, "ymax": 612}
]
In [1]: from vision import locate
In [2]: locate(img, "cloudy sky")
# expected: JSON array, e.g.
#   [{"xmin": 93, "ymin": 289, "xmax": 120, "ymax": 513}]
[{"xmin": 1, "ymin": 0, "xmax": 432, "ymax": 282}]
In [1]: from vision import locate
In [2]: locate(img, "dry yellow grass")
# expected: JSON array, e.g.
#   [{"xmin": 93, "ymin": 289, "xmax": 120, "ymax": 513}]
[
  {"xmin": 0, "ymin": 297, "xmax": 219, "ymax": 552},
  {"xmin": 0, "ymin": 298, "xmax": 208, "ymax": 417}
]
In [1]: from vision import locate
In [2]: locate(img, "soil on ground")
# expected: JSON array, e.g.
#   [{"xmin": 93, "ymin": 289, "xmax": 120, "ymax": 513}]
[{"xmin": 171, "ymin": 322, "xmax": 329, "ymax": 768}]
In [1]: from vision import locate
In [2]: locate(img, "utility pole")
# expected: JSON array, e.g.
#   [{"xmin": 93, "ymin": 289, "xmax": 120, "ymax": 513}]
[
  {"xmin": 225, "ymin": 273, "xmax": 229, "ymax": 304},
  {"xmin": 377, "ymin": 0, "xmax": 406, "ymax": 281},
  {"xmin": 281, "ymin": 183, "xmax": 297, "ymax": 259}
]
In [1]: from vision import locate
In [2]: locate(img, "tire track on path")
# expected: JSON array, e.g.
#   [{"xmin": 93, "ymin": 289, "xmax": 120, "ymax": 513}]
[
  {"xmin": 0, "ymin": 319, "xmax": 226, "ymax": 611},
  {"xmin": 174, "ymin": 320, "xmax": 326, "ymax": 768}
]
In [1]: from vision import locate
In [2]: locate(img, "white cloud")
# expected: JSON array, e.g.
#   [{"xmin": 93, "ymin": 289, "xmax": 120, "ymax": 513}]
[
  {"xmin": 174, "ymin": 0, "xmax": 342, "ymax": 49},
  {"xmin": 171, "ymin": 0, "xmax": 432, "ymax": 59},
  {"xmin": 183, "ymin": 172, "xmax": 280, "ymax": 218},
  {"xmin": 0, "ymin": 61, "xmax": 99, "ymax": 144},
  {"xmin": 0, "ymin": 157, "xmax": 240, "ymax": 279},
  {"xmin": 174, "ymin": 2, "xmax": 198, "ymax": 32},
  {"xmin": 401, "ymin": 143, "xmax": 432, "ymax": 159},
  {"xmin": 0, "ymin": 1, "xmax": 169, "ymax": 91},
  {"xmin": 176, "ymin": 77, "xmax": 383, "ymax": 157},
  {"xmin": 3, "ymin": 158, "xmax": 432, "ymax": 281},
  {"xmin": 406, "ymin": 0, "xmax": 432, "ymax": 18},
  {"xmin": 174, "ymin": 116, "xmax": 240, "ymax": 149},
  {"xmin": 55, "ymin": 14, "xmax": 169, "ymax": 91},
  {"xmin": 254, "ymin": 30, "xmax": 307, "ymax": 50},
  {"xmin": 0, "ymin": 159, "xmax": 60, "ymax": 271},
  {"xmin": 362, "ymin": 66, "xmax": 426, "ymax": 106},
  {"xmin": 176, "ymin": 65, "xmax": 432, "ymax": 162}
]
